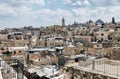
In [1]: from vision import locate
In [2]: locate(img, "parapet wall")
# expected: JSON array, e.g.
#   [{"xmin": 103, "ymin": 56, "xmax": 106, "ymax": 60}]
[
  {"xmin": 64, "ymin": 67, "xmax": 118, "ymax": 79},
  {"xmin": 64, "ymin": 59, "xmax": 120, "ymax": 79}
]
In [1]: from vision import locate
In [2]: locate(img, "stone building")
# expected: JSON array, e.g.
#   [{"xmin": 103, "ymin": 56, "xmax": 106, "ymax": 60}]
[
  {"xmin": 26, "ymin": 47, "xmax": 58, "ymax": 66},
  {"xmin": 1, "ymin": 32, "xmax": 30, "ymax": 55},
  {"xmin": 39, "ymin": 35, "xmax": 64, "ymax": 47},
  {"xmin": 94, "ymin": 29, "xmax": 110, "ymax": 42}
]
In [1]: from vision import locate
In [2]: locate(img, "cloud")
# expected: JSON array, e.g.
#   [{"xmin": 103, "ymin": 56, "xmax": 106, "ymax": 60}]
[
  {"xmin": 30, "ymin": 0, "xmax": 45, "ymax": 5},
  {"xmin": 36, "ymin": 8, "xmax": 73, "ymax": 25},
  {"xmin": 0, "ymin": 3, "xmax": 36, "ymax": 18},
  {"xmin": 63, "ymin": 0, "xmax": 71, "ymax": 4},
  {"xmin": 12, "ymin": 0, "xmax": 45, "ymax": 6},
  {"xmin": 83, "ymin": 0, "xmax": 90, "ymax": 5},
  {"xmin": 72, "ymin": 1, "xmax": 82, "ymax": 6},
  {"xmin": 90, "ymin": 0, "xmax": 120, "ymax": 7},
  {"xmin": 15, "ymin": 5, "xmax": 35, "ymax": 17},
  {"xmin": 63, "ymin": 0, "xmax": 90, "ymax": 7},
  {"xmin": 0, "ymin": 3, "xmax": 17, "ymax": 16},
  {"xmin": 0, "ymin": 0, "xmax": 120, "ymax": 29},
  {"xmin": 72, "ymin": 6, "xmax": 120, "ymax": 22}
]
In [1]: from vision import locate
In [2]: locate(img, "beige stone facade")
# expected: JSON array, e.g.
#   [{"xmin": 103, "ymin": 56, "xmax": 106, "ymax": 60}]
[{"xmin": 94, "ymin": 31, "xmax": 110, "ymax": 41}]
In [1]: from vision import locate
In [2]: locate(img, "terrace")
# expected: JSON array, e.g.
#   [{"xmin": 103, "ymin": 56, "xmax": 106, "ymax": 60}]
[{"xmin": 65, "ymin": 58, "xmax": 120, "ymax": 79}]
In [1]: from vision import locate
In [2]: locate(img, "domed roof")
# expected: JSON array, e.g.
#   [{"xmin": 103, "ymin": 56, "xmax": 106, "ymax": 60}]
[
  {"xmin": 89, "ymin": 20, "xmax": 93, "ymax": 23},
  {"xmin": 96, "ymin": 19, "xmax": 105, "ymax": 25}
]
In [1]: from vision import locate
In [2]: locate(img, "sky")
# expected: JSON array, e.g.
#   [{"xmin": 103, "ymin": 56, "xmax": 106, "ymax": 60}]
[{"xmin": 0, "ymin": 0, "xmax": 120, "ymax": 29}]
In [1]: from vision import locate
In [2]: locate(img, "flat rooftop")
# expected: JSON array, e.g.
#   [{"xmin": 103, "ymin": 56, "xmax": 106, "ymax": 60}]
[
  {"xmin": 28, "ymin": 65, "xmax": 64, "ymax": 79},
  {"xmin": 66, "ymin": 58, "xmax": 120, "ymax": 79}
]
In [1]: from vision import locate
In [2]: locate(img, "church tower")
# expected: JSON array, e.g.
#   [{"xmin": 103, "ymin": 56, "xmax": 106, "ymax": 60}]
[{"xmin": 62, "ymin": 18, "xmax": 65, "ymax": 26}]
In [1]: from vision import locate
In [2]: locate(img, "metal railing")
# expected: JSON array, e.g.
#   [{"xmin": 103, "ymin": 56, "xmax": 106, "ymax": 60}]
[
  {"xmin": 0, "ymin": 59, "xmax": 24, "ymax": 79},
  {"xmin": 0, "ymin": 56, "xmax": 48, "ymax": 79},
  {"xmin": 79, "ymin": 59, "xmax": 120, "ymax": 77}
]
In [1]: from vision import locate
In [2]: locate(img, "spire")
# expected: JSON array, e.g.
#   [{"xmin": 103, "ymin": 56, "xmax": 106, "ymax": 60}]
[
  {"xmin": 112, "ymin": 17, "xmax": 115, "ymax": 24},
  {"xmin": 74, "ymin": 21, "xmax": 77, "ymax": 27},
  {"xmin": 62, "ymin": 17, "xmax": 65, "ymax": 26}
]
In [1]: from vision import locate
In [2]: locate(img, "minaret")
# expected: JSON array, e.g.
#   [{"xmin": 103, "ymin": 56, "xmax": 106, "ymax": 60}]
[
  {"xmin": 74, "ymin": 21, "xmax": 77, "ymax": 27},
  {"xmin": 62, "ymin": 17, "xmax": 65, "ymax": 26},
  {"xmin": 112, "ymin": 17, "xmax": 115, "ymax": 24}
]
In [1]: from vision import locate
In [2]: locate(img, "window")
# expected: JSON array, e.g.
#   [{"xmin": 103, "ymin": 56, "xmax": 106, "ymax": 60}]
[
  {"xmin": 97, "ymin": 45, "xmax": 99, "ymax": 47},
  {"xmin": 101, "ymin": 38, "xmax": 103, "ymax": 41},
  {"xmin": 19, "ymin": 51, "xmax": 22, "ymax": 53},
  {"xmin": 101, "ymin": 33, "xmax": 104, "ymax": 36},
  {"xmin": 14, "ymin": 51, "xmax": 16, "ymax": 54}
]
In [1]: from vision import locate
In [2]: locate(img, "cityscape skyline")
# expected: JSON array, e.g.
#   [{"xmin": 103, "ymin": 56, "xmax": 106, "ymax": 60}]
[
  {"xmin": 0, "ymin": 0, "xmax": 120, "ymax": 29},
  {"xmin": 0, "ymin": 1, "xmax": 120, "ymax": 78}
]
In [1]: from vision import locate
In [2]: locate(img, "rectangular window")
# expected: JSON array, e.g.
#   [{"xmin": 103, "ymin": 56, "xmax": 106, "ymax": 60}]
[
  {"xmin": 97, "ymin": 45, "xmax": 99, "ymax": 47},
  {"xmin": 101, "ymin": 33, "xmax": 104, "ymax": 36}
]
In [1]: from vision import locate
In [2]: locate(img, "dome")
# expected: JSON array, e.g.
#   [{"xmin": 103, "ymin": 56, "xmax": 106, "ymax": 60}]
[
  {"xmin": 96, "ymin": 19, "xmax": 105, "ymax": 25},
  {"xmin": 89, "ymin": 20, "xmax": 93, "ymax": 23}
]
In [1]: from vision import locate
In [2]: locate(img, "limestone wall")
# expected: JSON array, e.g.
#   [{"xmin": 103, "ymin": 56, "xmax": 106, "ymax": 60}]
[{"xmin": 64, "ymin": 67, "xmax": 118, "ymax": 79}]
